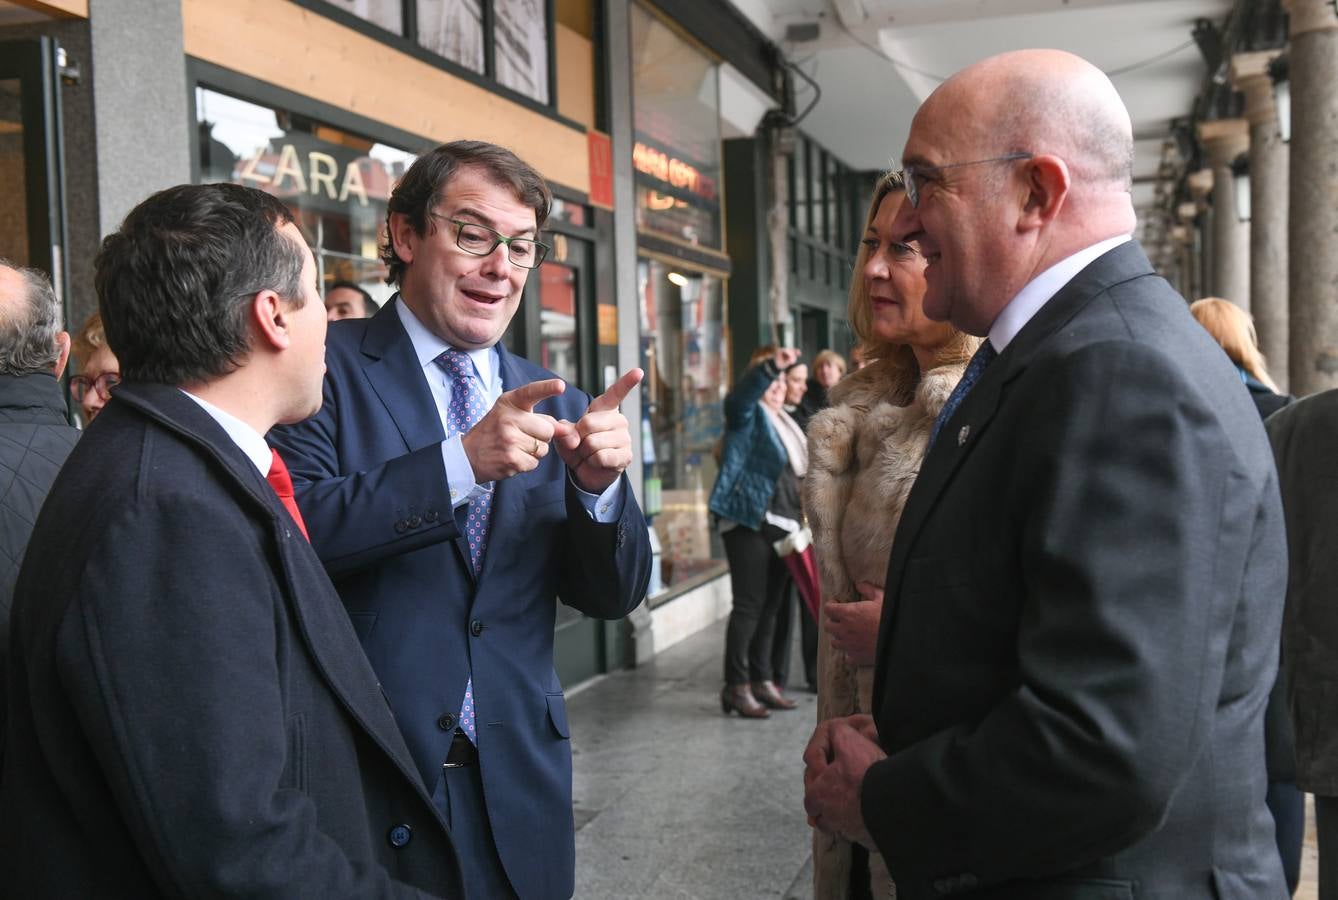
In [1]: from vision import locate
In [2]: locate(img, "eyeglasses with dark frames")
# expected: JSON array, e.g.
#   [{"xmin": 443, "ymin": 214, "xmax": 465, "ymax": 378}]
[
  {"xmin": 428, "ymin": 213, "xmax": 550, "ymax": 269},
  {"xmin": 900, "ymin": 152, "xmax": 1034, "ymax": 208},
  {"xmin": 70, "ymin": 371, "xmax": 121, "ymax": 403}
]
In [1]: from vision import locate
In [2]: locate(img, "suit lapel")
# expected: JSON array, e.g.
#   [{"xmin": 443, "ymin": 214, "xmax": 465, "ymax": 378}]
[
  {"xmin": 872, "ymin": 240, "xmax": 1158, "ymax": 707},
  {"xmin": 360, "ymin": 298, "xmax": 446, "ymax": 453},
  {"xmin": 361, "ymin": 299, "xmax": 474, "ymax": 576}
]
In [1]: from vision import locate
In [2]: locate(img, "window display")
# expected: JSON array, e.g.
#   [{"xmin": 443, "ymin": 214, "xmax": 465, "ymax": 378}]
[{"xmin": 195, "ymin": 87, "xmax": 417, "ymax": 304}]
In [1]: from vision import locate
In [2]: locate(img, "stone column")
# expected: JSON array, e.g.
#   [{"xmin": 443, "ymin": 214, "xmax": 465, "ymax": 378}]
[
  {"xmin": 1232, "ymin": 51, "xmax": 1290, "ymax": 390},
  {"xmin": 88, "ymin": 0, "xmax": 191, "ymax": 237},
  {"xmin": 1283, "ymin": 0, "xmax": 1338, "ymax": 395},
  {"xmin": 1197, "ymin": 119, "xmax": 1252, "ymax": 310},
  {"xmin": 1186, "ymin": 171, "xmax": 1215, "ymax": 302}
]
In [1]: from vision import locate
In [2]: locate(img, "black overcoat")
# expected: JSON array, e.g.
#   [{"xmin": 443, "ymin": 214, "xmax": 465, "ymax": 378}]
[{"xmin": 0, "ymin": 383, "xmax": 464, "ymax": 898}]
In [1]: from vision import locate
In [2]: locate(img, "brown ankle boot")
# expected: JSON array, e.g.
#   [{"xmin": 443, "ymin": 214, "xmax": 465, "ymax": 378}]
[
  {"xmin": 720, "ymin": 684, "xmax": 770, "ymax": 718},
  {"xmin": 751, "ymin": 680, "xmax": 798, "ymax": 710}
]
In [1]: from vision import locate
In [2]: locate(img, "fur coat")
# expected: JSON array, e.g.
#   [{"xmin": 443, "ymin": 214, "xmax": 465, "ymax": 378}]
[{"xmin": 804, "ymin": 356, "xmax": 967, "ymax": 900}]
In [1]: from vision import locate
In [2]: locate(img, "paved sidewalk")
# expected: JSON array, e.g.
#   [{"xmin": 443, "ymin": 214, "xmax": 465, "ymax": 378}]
[
  {"xmin": 569, "ymin": 617, "xmax": 817, "ymax": 900},
  {"xmin": 568, "ymin": 616, "xmax": 1321, "ymax": 899}
]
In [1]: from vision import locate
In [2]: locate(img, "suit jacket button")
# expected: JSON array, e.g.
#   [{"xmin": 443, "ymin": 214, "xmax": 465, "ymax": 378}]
[
  {"xmin": 425, "ymin": 509, "xmax": 439, "ymax": 523},
  {"xmin": 394, "ymin": 519, "xmax": 408, "ymax": 534},
  {"xmin": 387, "ymin": 824, "xmax": 412, "ymax": 848},
  {"xmin": 438, "ymin": 713, "xmax": 456, "ymax": 731},
  {"xmin": 470, "ymin": 619, "xmax": 484, "ymax": 637},
  {"xmin": 407, "ymin": 514, "xmax": 422, "ymax": 528}
]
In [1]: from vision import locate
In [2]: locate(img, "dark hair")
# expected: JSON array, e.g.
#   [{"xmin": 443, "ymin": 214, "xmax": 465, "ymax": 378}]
[
  {"xmin": 328, "ymin": 279, "xmax": 378, "ymax": 316},
  {"xmin": 0, "ymin": 257, "xmax": 64, "ymax": 376},
  {"xmin": 95, "ymin": 183, "xmax": 305, "ymax": 385},
  {"xmin": 380, "ymin": 140, "xmax": 552, "ymax": 286}
]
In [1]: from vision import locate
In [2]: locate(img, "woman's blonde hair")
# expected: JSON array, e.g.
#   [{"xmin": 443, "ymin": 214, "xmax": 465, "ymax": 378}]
[
  {"xmin": 72, "ymin": 311, "xmax": 107, "ymax": 367},
  {"xmin": 812, "ymin": 349, "xmax": 846, "ymax": 378},
  {"xmin": 846, "ymin": 172, "xmax": 975, "ymax": 387},
  {"xmin": 1189, "ymin": 298, "xmax": 1279, "ymax": 392}
]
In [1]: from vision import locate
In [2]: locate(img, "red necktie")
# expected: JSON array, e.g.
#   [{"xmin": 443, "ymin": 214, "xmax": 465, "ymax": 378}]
[{"xmin": 266, "ymin": 448, "xmax": 310, "ymax": 541}]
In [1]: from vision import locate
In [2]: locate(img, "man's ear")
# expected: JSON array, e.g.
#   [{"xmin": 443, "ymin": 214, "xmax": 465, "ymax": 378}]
[
  {"xmin": 388, "ymin": 212, "xmax": 416, "ymax": 267},
  {"xmin": 53, "ymin": 331, "xmax": 70, "ymax": 378},
  {"xmin": 1018, "ymin": 155, "xmax": 1070, "ymax": 231},
  {"xmin": 251, "ymin": 289, "xmax": 290, "ymax": 353}
]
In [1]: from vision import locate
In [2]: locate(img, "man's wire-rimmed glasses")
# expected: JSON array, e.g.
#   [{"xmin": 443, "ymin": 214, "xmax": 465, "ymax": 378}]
[
  {"xmin": 900, "ymin": 152, "xmax": 1034, "ymax": 207},
  {"xmin": 428, "ymin": 213, "xmax": 550, "ymax": 269}
]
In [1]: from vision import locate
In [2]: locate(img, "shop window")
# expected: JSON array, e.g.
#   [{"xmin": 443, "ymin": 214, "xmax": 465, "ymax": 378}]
[
  {"xmin": 416, "ymin": 0, "xmax": 485, "ymax": 74},
  {"xmin": 494, "ymin": 0, "xmax": 551, "ymax": 104},
  {"xmin": 629, "ymin": 2, "xmax": 722, "ymax": 250},
  {"xmin": 307, "ymin": 0, "xmax": 555, "ymax": 108},
  {"xmin": 638, "ymin": 258, "xmax": 727, "ymax": 597},
  {"xmin": 316, "ymin": 0, "xmax": 403, "ymax": 34},
  {"xmin": 787, "ymin": 133, "xmax": 861, "ymax": 292},
  {"xmin": 195, "ymin": 87, "xmax": 417, "ymax": 304}
]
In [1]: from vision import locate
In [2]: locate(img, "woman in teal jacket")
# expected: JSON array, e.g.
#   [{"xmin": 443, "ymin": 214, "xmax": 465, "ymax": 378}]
[{"xmin": 710, "ymin": 345, "xmax": 808, "ymax": 718}]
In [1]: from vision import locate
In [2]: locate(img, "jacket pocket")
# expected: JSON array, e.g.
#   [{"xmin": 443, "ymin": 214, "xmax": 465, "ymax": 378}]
[
  {"xmin": 347, "ymin": 611, "xmax": 378, "ymax": 642},
  {"xmin": 546, "ymin": 692, "xmax": 570, "ymax": 739},
  {"xmin": 984, "ymin": 878, "xmax": 1133, "ymax": 900},
  {"xmin": 281, "ymin": 712, "xmax": 307, "ymax": 792}
]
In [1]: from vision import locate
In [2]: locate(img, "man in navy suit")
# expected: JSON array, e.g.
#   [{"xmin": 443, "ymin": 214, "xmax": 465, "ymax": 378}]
[{"xmin": 271, "ymin": 141, "xmax": 652, "ymax": 900}]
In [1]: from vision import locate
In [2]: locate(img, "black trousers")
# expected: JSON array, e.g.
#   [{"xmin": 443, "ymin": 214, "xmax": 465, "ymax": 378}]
[
  {"xmin": 1319, "ymin": 794, "xmax": 1338, "ymax": 900},
  {"xmin": 722, "ymin": 522, "xmax": 790, "ymax": 686},
  {"xmin": 1267, "ymin": 780, "xmax": 1304, "ymax": 896}
]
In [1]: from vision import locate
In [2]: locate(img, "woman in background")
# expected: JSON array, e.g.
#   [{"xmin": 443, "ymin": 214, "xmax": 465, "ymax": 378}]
[
  {"xmin": 805, "ymin": 172, "xmax": 975, "ymax": 899},
  {"xmin": 1190, "ymin": 296, "xmax": 1300, "ymax": 895},
  {"xmin": 70, "ymin": 311, "xmax": 120, "ymax": 425},
  {"xmin": 710, "ymin": 345, "xmax": 808, "ymax": 719}
]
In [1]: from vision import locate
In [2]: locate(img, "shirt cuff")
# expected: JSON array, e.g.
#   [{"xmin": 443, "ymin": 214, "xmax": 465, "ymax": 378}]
[
  {"xmin": 442, "ymin": 435, "xmax": 489, "ymax": 508},
  {"xmin": 569, "ymin": 471, "xmax": 624, "ymax": 523}
]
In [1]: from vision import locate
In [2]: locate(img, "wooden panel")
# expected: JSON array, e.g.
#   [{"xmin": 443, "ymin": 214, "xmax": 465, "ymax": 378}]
[
  {"xmin": 555, "ymin": 23, "xmax": 594, "ymax": 130},
  {"xmin": 9, "ymin": 0, "xmax": 87, "ymax": 18},
  {"xmin": 181, "ymin": 0, "xmax": 589, "ymax": 193}
]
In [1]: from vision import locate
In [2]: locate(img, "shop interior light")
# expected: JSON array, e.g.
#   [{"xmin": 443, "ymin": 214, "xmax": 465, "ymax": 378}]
[{"xmin": 667, "ymin": 271, "xmax": 689, "ymax": 288}]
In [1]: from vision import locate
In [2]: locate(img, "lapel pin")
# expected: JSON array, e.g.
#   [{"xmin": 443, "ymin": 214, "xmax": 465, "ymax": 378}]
[{"xmin": 957, "ymin": 425, "xmax": 971, "ymax": 446}]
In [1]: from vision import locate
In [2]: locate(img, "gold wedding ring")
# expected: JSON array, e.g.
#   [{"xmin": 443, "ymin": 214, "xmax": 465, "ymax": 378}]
[{"xmin": 533, "ymin": 438, "xmax": 542, "ymax": 456}]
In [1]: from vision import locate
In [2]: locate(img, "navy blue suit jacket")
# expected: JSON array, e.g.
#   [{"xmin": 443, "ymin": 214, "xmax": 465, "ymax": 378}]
[{"xmin": 269, "ymin": 298, "xmax": 651, "ymax": 900}]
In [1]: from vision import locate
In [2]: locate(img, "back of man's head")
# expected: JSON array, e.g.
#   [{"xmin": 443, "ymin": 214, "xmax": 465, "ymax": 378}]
[
  {"xmin": 0, "ymin": 260, "xmax": 65, "ymax": 377},
  {"xmin": 95, "ymin": 183, "xmax": 304, "ymax": 386}
]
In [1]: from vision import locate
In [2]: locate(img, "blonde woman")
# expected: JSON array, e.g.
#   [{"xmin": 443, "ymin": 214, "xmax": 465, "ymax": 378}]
[
  {"xmin": 1189, "ymin": 298, "xmax": 1291, "ymax": 419},
  {"xmin": 804, "ymin": 172, "xmax": 976, "ymax": 899}
]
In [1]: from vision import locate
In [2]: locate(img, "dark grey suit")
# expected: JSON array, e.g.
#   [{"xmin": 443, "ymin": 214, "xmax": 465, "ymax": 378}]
[{"xmin": 864, "ymin": 242, "xmax": 1288, "ymax": 899}]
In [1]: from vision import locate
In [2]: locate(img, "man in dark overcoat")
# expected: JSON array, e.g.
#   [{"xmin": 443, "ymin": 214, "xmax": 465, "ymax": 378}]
[{"xmin": 0, "ymin": 183, "xmax": 463, "ymax": 898}]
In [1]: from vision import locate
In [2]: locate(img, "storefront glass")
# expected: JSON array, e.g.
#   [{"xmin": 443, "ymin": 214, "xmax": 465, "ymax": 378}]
[
  {"xmin": 194, "ymin": 87, "xmax": 417, "ymax": 304},
  {"xmin": 417, "ymin": 0, "xmax": 485, "ymax": 74},
  {"xmin": 317, "ymin": 0, "xmax": 403, "ymax": 34},
  {"xmin": 629, "ymin": 3, "xmax": 722, "ymax": 249},
  {"xmin": 638, "ymin": 259, "xmax": 727, "ymax": 596},
  {"xmin": 494, "ymin": 0, "xmax": 550, "ymax": 104}
]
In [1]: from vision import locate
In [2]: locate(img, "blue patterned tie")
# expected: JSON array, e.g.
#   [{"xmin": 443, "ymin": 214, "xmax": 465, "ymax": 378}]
[
  {"xmin": 437, "ymin": 348, "xmax": 491, "ymax": 743},
  {"xmin": 928, "ymin": 339, "xmax": 997, "ymax": 451}
]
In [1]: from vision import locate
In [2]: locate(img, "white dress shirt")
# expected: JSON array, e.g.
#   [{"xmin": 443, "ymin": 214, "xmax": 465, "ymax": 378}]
[
  {"xmin": 181, "ymin": 390, "xmax": 272, "ymax": 475},
  {"xmin": 395, "ymin": 300, "xmax": 622, "ymax": 521},
  {"xmin": 988, "ymin": 234, "xmax": 1132, "ymax": 352}
]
